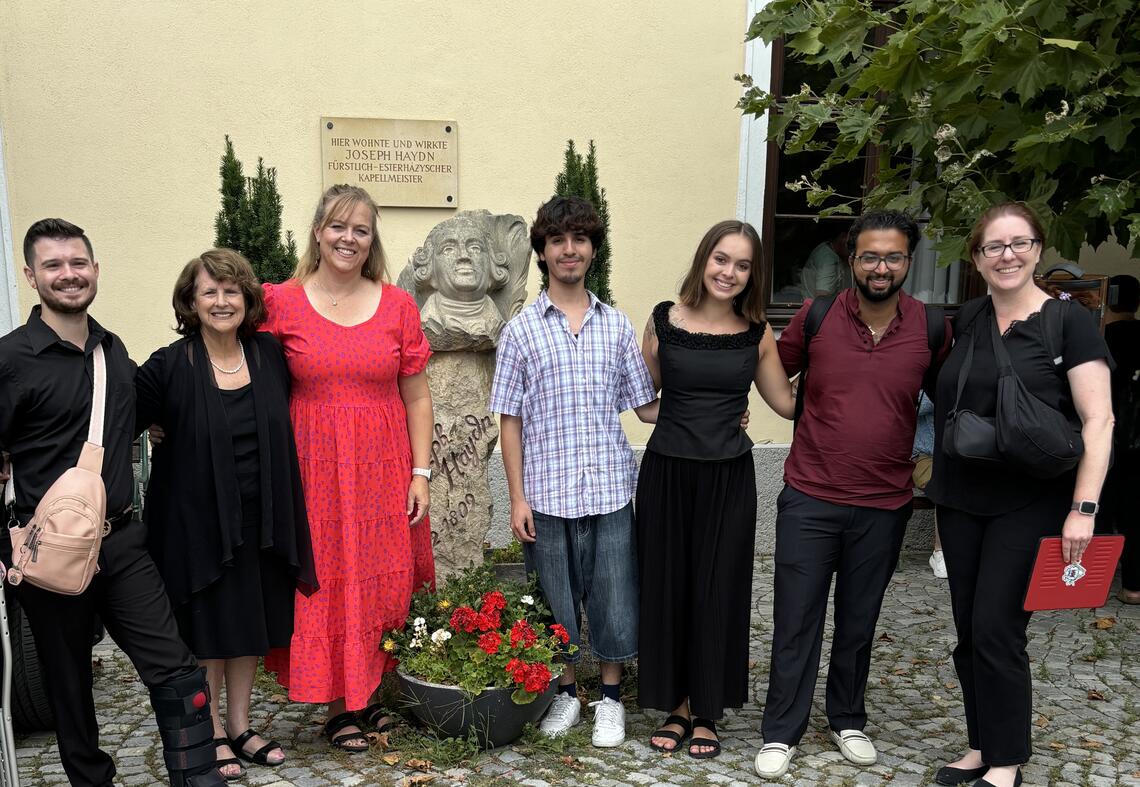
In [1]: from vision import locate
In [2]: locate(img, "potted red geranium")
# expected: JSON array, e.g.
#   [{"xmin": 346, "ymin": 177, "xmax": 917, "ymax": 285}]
[{"xmin": 388, "ymin": 563, "xmax": 575, "ymax": 748}]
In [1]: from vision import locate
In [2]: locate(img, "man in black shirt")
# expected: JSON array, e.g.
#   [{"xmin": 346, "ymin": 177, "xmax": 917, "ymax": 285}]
[{"xmin": 0, "ymin": 219, "xmax": 224, "ymax": 787}]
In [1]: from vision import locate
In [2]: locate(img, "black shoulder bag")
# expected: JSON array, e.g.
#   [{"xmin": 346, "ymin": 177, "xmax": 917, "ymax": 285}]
[
  {"xmin": 942, "ymin": 309, "xmax": 1001, "ymax": 466},
  {"xmin": 990, "ymin": 301, "xmax": 1083, "ymax": 478},
  {"xmin": 943, "ymin": 301, "xmax": 1083, "ymax": 478}
]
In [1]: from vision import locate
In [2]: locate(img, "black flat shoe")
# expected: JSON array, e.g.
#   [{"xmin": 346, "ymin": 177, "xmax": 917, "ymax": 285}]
[
  {"xmin": 973, "ymin": 768, "xmax": 1022, "ymax": 787},
  {"xmin": 935, "ymin": 764, "xmax": 988, "ymax": 785}
]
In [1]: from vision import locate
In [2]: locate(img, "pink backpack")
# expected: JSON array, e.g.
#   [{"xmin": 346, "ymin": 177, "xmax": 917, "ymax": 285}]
[{"xmin": 6, "ymin": 345, "xmax": 108, "ymax": 595}]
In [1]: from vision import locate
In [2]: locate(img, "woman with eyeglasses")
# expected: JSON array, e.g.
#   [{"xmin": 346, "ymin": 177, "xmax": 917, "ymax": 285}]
[{"xmin": 924, "ymin": 203, "xmax": 1112, "ymax": 787}]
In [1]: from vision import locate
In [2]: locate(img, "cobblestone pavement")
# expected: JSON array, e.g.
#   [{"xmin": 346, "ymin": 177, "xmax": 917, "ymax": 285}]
[{"xmin": 16, "ymin": 552, "xmax": 1139, "ymax": 786}]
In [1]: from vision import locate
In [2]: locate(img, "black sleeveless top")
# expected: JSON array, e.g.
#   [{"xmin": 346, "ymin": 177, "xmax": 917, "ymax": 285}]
[
  {"xmin": 646, "ymin": 301, "xmax": 763, "ymax": 461},
  {"xmin": 219, "ymin": 384, "xmax": 261, "ymax": 509}
]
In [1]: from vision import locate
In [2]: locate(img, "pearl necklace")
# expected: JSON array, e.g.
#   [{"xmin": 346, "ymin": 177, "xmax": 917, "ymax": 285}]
[{"xmin": 209, "ymin": 343, "xmax": 246, "ymax": 375}]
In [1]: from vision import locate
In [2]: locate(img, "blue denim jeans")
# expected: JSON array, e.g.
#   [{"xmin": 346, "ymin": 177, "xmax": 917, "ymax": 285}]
[{"xmin": 524, "ymin": 501, "xmax": 638, "ymax": 663}]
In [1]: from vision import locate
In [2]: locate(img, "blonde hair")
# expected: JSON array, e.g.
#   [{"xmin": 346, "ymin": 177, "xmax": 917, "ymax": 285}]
[{"xmin": 293, "ymin": 184, "xmax": 388, "ymax": 282}]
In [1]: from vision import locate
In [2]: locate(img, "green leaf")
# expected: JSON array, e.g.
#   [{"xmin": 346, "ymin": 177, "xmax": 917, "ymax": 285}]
[
  {"xmin": 1042, "ymin": 38, "xmax": 1085, "ymax": 50},
  {"xmin": 1088, "ymin": 184, "xmax": 1129, "ymax": 223},
  {"xmin": 789, "ymin": 27, "xmax": 824, "ymax": 56},
  {"xmin": 1123, "ymin": 213, "xmax": 1140, "ymax": 255},
  {"xmin": 1009, "ymin": 57, "xmax": 1050, "ymax": 103},
  {"xmin": 932, "ymin": 232, "xmax": 968, "ymax": 266},
  {"xmin": 1050, "ymin": 212, "xmax": 1087, "ymax": 260},
  {"xmin": 1093, "ymin": 114, "xmax": 1136, "ymax": 152},
  {"xmin": 510, "ymin": 688, "xmax": 537, "ymax": 705},
  {"xmin": 957, "ymin": 0, "xmax": 1011, "ymax": 63},
  {"xmin": 1026, "ymin": 0, "xmax": 1069, "ymax": 30}
]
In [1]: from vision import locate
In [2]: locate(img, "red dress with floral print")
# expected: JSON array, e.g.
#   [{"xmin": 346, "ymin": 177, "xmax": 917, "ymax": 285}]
[{"xmin": 261, "ymin": 281, "xmax": 435, "ymax": 709}]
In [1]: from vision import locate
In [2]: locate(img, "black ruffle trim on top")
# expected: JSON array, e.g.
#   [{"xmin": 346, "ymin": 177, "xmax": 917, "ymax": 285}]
[{"xmin": 652, "ymin": 301, "xmax": 764, "ymax": 350}]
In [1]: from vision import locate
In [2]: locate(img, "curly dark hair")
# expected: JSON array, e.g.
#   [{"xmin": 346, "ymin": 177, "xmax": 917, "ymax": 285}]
[
  {"xmin": 529, "ymin": 196, "xmax": 605, "ymax": 275},
  {"xmin": 172, "ymin": 248, "xmax": 266, "ymax": 337}
]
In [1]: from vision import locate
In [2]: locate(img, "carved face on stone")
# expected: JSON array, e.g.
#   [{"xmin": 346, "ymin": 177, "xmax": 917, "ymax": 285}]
[{"xmin": 429, "ymin": 219, "xmax": 494, "ymax": 302}]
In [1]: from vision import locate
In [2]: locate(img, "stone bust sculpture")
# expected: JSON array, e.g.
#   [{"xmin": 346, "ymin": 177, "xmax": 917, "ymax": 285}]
[{"xmin": 398, "ymin": 210, "xmax": 529, "ymax": 351}]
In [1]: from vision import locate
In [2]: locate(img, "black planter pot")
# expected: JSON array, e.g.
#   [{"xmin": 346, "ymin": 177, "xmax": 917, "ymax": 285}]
[{"xmin": 397, "ymin": 671, "xmax": 558, "ymax": 748}]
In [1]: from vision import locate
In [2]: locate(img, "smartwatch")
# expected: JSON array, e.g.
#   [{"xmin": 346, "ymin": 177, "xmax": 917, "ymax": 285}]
[
  {"xmin": 412, "ymin": 467, "xmax": 432, "ymax": 481},
  {"xmin": 1071, "ymin": 500, "xmax": 1099, "ymax": 516}
]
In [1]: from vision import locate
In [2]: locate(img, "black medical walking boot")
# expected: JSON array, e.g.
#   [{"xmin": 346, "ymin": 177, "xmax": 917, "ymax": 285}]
[{"xmin": 149, "ymin": 667, "xmax": 227, "ymax": 786}]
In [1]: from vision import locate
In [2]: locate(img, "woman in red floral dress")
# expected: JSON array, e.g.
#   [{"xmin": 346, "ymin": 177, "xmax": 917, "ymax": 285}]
[{"xmin": 262, "ymin": 184, "xmax": 436, "ymax": 752}]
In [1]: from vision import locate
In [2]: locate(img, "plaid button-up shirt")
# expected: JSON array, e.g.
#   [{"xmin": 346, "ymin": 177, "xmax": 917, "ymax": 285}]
[{"xmin": 490, "ymin": 290, "xmax": 656, "ymax": 519}]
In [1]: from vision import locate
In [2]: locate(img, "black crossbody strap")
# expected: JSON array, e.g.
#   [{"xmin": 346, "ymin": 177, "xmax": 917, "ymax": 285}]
[{"xmin": 949, "ymin": 323, "xmax": 978, "ymax": 419}]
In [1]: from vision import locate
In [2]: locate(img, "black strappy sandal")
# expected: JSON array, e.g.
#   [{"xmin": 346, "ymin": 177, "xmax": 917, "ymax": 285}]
[
  {"xmin": 213, "ymin": 738, "xmax": 245, "ymax": 781},
  {"xmin": 649, "ymin": 714, "xmax": 693, "ymax": 752},
  {"xmin": 361, "ymin": 702, "xmax": 397, "ymax": 733},
  {"xmin": 323, "ymin": 711, "xmax": 369, "ymax": 754},
  {"xmin": 688, "ymin": 717, "xmax": 722, "ymax": 759},
  {"xmin": 229, "ymin": 728, "xmax": 284, "ymax": 767}
]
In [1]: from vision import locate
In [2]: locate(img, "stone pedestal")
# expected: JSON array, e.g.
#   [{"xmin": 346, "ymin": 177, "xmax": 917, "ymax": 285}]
[{"xmin": 426, "ymin": 351, "xmax": 499, "ymax": 577}]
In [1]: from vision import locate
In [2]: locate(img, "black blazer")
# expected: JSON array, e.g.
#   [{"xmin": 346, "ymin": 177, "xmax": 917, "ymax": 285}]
[{"xmin": 136, "ymin": 332, "xmax": 317, "ymax": 606}]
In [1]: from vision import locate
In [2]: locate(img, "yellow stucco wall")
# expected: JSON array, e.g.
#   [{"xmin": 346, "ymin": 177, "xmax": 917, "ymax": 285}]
[{"xmin": 0, "ymin": 1, "xmax": 783, "ymax": 445}]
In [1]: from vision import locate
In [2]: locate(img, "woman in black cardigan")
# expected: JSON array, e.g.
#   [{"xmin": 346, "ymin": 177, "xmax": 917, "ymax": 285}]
[{"xmin": 137, "ymin": 249, "xmax": 317, "ymax": 781}]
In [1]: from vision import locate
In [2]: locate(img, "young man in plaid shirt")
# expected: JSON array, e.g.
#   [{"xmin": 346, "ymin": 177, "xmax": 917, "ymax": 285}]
[{"xmin": 490, "ymin": 196, "xmax": 657, "ymax": 747}]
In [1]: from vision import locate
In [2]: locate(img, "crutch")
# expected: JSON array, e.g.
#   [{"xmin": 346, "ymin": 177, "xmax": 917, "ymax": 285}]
[{"xmin": 0, "ymin": 466, "xmax": 20, "ymax": 786}]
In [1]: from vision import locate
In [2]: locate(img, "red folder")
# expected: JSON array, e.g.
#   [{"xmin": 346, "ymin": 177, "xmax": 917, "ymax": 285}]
[{"xmin": 1023, "ymin": 536, "xmax": 1124, "ymax": 611}]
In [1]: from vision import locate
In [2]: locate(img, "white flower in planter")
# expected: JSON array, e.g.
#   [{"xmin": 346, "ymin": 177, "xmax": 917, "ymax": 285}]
[
  {"xmin": 431, "ymin": 629, "xmax": 452, "ymax": 646},
  {"xmin": 410, "ymin": 636, "xmax": 423, "ymax": 649},
  {"xmin": 520, "ymin": 595, "xmax": 534, "ymax": 606}
]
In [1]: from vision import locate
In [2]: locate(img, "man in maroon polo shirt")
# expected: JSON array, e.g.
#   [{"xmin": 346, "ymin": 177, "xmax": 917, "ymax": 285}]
[{"xmin": 754, "ymin": 210, "xmax": 951, "ymax": 780}]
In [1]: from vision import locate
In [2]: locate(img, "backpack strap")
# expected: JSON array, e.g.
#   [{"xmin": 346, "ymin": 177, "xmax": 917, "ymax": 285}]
[
  {"xmin": 952, "ymin": 296, "xmax": 991, "ymax": 339},
  {"xmin": 793, "ymin": 295, "xmax": 837, "ymax": 429},
  {"xmin": 1038, "ymin": 297, "xmax": 1067, "ymax": 375},
  {"xmin": 921, "ymin": 304, "xmax": 946, "ymax": 395}
]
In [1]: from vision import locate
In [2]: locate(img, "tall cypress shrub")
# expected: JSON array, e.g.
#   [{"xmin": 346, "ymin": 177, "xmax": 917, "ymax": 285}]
[
  {"xmin": 214, "ymin": 136, "xmax": 297, "ymax": 284},
  {"xmin": 550, "ymin": 140, "xmax": 613, "ymax": 305}
]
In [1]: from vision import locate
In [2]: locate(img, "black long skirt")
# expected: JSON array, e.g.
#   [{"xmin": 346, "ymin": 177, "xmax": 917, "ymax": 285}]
[
  {"xmin": 636, "ymin": 449, "xmax": 757, "ymax": 720},
  {"xmin": 174, "ymin": 499, "xmax": 296, "ymax": 659}
]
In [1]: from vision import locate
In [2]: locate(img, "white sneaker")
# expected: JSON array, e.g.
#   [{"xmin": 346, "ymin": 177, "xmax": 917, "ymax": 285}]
[
  {"xmin": 831, "ymin": 728, "xmax": 877, "ymax": 765},
  {"xmin": 755, "ymin": 742, "xmax": 796, "ymax": 778},
  {"xmin": 929, "ymin": 550, "xmax": 948, "ymax": 579},
  {"xmin": 588, "ymin": 697, "xmax": 626, "ymax": 747},
  {"xmin": 539, "ymin": 691, "xmax": 581, "ymax": 736}
]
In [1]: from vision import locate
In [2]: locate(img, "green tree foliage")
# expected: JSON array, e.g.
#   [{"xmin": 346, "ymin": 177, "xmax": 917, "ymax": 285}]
[
  {"xmin": 738, "ymin": 0, "xmax": 1140, "ymax": 262},
  {"xmin": 550, "ymin": 140, "xmax": 614, "ymax": 304},
  {"xmin": 214, "ymin": 136, "xmax": 298, "ymax": 283}
]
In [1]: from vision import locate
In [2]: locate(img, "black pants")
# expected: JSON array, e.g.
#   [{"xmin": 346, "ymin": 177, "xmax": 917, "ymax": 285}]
[
  {"xmin": 16, "ymin": 518, "xmax": 198, "ymax": 787},
  {"xmin": 1100, "ymin": 451, "xmax": 1140, "ymax": 590},
  {"xmin": 937, "ymin": 486, "xmax": 1067, "ymax": 767},
  {"xmin": 761, "ymin": 485, "xmax": 910, "ymax": 745}
]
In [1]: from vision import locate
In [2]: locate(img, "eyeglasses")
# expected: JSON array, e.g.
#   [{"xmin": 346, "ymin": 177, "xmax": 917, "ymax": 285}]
[
  {"xmin": 852, "ymin": 252, "xmax": 910, "ymax": 270},
  {"xmin": 977, "ymin": 238, "xmax": 1040, "ymax": 258}
]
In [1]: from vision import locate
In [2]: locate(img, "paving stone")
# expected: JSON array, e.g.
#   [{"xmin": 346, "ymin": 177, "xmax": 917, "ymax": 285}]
[{"xmin": 12, "ymin": 552, "xmax": 1139, "ymax": 785}]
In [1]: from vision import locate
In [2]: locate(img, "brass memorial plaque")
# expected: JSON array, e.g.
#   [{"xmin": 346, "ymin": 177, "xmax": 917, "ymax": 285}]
[{"xmin": 321, "ymin": 117, "xmax": 458, "ymax": 208}]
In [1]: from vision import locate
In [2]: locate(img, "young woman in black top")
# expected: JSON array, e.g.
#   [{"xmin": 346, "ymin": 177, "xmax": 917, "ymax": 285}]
[
  {"xmin": 637, "ymin": 221, "xmax": 794, "ymax": 759},
  {"xmin": 925, "ymin": 204, "xmax": 1112, "ymax": 787}
]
